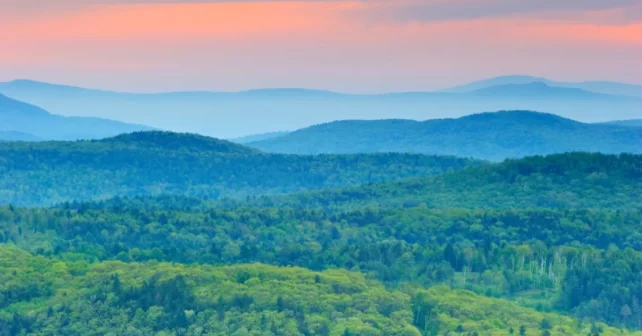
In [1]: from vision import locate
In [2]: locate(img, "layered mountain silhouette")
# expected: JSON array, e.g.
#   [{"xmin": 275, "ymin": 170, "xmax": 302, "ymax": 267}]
[
  {"xmin": 230, "ymin": 131, "xmax": 291, "ymax": 144},
  {"xmin": 443, "ymin": 75, "xmax": 642, "ymax": 97},
  {"xmin": 1, "ymin": 78, "xmax": 640, "ymax": 138},
  {"xmin": 248, "ymin": 111, "xmax": 642, "ymax": 161},
  {"xmin": 0, "ymin": 131, "xmax": 41, "ymax": 141},
  {"xmin": 0, "ymin": 93, "xmax": 153, "ymax": 140}
]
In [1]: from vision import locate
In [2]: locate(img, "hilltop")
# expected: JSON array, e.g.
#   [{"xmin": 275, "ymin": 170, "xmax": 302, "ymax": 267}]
[{"xmin": 249, "ymin": 111, "xmax": 642, "ymax": 161}]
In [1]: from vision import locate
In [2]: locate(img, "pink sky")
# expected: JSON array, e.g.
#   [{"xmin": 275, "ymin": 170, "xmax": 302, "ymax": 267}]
[{"xmin": 1, "ymin": 0, "xmax": 641, "ymax": 92}]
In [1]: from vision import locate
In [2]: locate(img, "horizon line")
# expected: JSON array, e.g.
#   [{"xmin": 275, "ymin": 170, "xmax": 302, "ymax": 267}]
[{"xmin": 2, "ymin": 74, "xmax": 642, "ymax": 96}]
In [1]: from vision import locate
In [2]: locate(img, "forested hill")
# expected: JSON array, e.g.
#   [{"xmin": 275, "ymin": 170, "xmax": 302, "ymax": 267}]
[
  {"xmin": 248, "ymin": 152, "xmax": 642, "ymax": 210},
  {"xmin": 0, "ymin": 246, "xmax": 633, "ymax": 335},
  {"xmin": 248, "ymin": 111, "xmax": 642, "ymax": 161},
  {"xmin": 100, "ymin": 131, "xmax": 260, "ymax": 154},
  {"xmin": 0, "ymin": 93, "xmax": 153, "ymax": 141},
  {"xmin": 0, "ymin": 131, "xmax": 481, "ymax": 206}
]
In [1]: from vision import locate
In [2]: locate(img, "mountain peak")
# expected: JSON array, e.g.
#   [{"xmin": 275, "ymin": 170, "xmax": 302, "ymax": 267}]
[{"xmin": 461, "ymin": 110, "xmax": 577, "ymax": 124}]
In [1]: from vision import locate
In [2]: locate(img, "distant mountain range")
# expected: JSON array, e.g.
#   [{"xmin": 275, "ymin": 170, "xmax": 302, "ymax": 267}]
[
  {"xmin": 0, "ymin": 93, "xmax": 153, "ymax": 141},
  {"xmin": 443, "ymin": 75, "xmax": 642, "ymax": 97},
  {"xmin": 248, "ymin": 111, "xmax": 642, "ymax": 161},
  {"xmin": 230, "ymin": 131, "xmax": 291, "ymax": 144},
  {"xmin": 1, "ymin": 77, "xmax": 640, "ymax": 138},
  {"xmin": 0, "ymin": 131, "xmax": 41, "ymax": 141}
]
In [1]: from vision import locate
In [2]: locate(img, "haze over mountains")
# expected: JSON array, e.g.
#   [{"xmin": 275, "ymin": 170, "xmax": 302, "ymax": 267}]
[
  {"xmin": 443, "ymin": 75, "xmax": 642, "ymax": 97},
  {"xmin": 1, "ymin": 75, "xmax": 640, "ymax": 138},
  {"xmin": 0, "ymin": 93, "xmax": 153, "ymax": 141},
  {"xmin": 248, "ymin": 111, "xmax": 642, "ymax": 161},
  {"xmin": 2, "ymin": 75, "xmax": 642, "ymax": 335}
]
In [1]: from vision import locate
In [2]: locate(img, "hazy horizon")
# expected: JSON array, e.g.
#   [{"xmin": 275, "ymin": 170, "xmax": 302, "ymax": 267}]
[{"xmin": 2, "ymin": 0, "xmax": 641, "ymax": 93}]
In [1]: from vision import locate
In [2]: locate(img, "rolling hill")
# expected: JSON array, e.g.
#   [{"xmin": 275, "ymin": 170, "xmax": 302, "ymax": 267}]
[
  {"xmin": 249, "ymin": 152, "xmax": 642, "ymax": 210},
  {"xmin": 1, "ymin": 79, "xmax": 640, "ymax": 138},
  {"xmin": 248, "ymin": 111, "xmax": 642, "ymax": 161},
  {"xmin": 3, "ymin": 151, "xmax": 642, "ymax": 331},
  {"xmin": 0, "ymin": 93, "xmax": 153, "ymax": 140},
  {"xmin": 0, "ymin": 131, "xmax": 481, "ymax": 206},
  {"xmin": 1, "ymin": 245, "xmax": 634, "ymax": 335}
]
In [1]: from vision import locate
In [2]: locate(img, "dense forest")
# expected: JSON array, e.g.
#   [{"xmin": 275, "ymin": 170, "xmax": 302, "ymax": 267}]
[
  {"xmin": 233, "ymin": 152, "xmax": 642, "ymax": 210},
  {"xmin": 3, "ymin": 200, "xmax": 642, "ymax": 329},
  {"xmin": 0, "ymin": 246, "xmax": 635, "ymax": 336},
  {"xmin": 1, "ymin": 133, "xmax": 641, "ymax": 335},
  {"xmin": 248, "ymin": 111, "xmax": 642, "ymax": 161},
  {"xmin": 0, "ymin": 132, "xmax": 480, "ymax": 206}
]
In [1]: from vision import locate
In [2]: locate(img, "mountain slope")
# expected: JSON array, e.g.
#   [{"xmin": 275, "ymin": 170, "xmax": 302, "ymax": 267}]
[
  {"xmin": 0, "ymin": 131, "xmax": 481, "ymax": 206},
  {"xmin": 1, "ymin": 79, "xmax": 640, "ymax": 138},
  {"xmin": 0, "ymin": 93, "xmax": 154, "ymax": 140},
  {"xmin": 444, "ymin": 75, "xmax": 642, "ymax": 97},
  {"xmin": 253, "ymin": 152, "xmax": 642, "ymax": 210},
  {"xmin": 0, "ymin": 131, "xmax": 41, "ymax": 141},
  {"xmin": 229, "ymin": 131, "xmax": 290, "ymax": 144},
  {"xmin": 249, "ymin": 111, "xmax": 642, "ymax": 161}
]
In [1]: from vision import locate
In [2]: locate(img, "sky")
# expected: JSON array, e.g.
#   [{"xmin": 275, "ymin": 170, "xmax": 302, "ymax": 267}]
[{"xmin": 1, "ymin": 0, "xmax": 641, "ymax": 93}]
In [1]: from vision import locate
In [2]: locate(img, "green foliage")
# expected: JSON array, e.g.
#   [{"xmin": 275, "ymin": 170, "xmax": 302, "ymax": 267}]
[
  {"xmin": 0, "ymin": 131, "xmax": 480, "ymax": 206},
  {"xmin": 415, "ymin": 286, "xmax": 638, "ymax": 335},
  {"xmin": 1, "ymin": 143, "xmax": 641, "ymax": 334},
  {"xmin": 250, "ymin": 152, "xmax": 642, "ymax": 210},
  {"xmin": 4, "ymin": 198, "xmax": 642, "ymax": 328},
  {"xmin": 0, "ymin": 246, "xmax": 419, "ymax": 335}
]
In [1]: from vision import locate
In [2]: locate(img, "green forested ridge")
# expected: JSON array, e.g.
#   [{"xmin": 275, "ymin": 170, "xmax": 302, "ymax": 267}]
[
  {"xmin": 1, "ymin": 137, "xmax": 642, "ymax": 334},
  {"xmin": 236, "ymin": 152, "xmax": 642, "ymax": 210},
  {"xmin": 248, "ymin": 111, "xmax": 642, "ymax": 161},
  {"xmin": 0, "ymin": 131, "xmax": 480, "ymax": 206},
  {"xmin": 415, "ymin": 286, "xmax": 638, "ymax": 336},
  {"xmin": 3, "ymin": 201, "xmax": 642, "ymax": 328}
]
